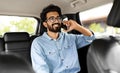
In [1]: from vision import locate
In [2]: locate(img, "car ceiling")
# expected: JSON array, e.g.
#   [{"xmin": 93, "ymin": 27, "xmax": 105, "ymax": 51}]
[{"xmin": 0, "ymin": 0, "xmax": 113, "ymax": 18}]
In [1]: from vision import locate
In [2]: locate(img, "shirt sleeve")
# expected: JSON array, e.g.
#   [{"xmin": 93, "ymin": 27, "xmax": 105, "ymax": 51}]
[
  {"xmin": 75, "ymin": 34, "xmax": 95, "ymax": 49},
  {"xmin": 31, "ymin": 38, "xmax": 50, "ymax": 73}
]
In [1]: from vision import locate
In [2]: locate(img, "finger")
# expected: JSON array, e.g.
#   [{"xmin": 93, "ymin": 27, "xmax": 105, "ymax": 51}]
[{"xmin": 63, "ymin": 21, "xmax": 68, "ymax": 25}]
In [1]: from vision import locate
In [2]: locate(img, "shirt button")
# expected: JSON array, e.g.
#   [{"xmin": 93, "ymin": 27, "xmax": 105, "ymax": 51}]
[
  {"xmin": 49, "ymin": 52, "xmax": 51, "ymax": 54},
  {"xmin": 61, "ymin": 59, "xmax": 64, "ymax": 61},
  {"xmin": 66, "ymin": 66, "xmax": 69, "ymax": 68}
]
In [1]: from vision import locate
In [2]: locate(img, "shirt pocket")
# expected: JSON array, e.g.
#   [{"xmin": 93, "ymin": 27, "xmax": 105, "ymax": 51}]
[
  {"xmin": 45, "ymin": 49, "xmax": 58, "ymax": 58},
  {"xmin": 63, "ymin": 42, "xmax": 73, "ymax": 50},
  {"xmin": 44, "ymin": 49, "xmax": 58, "ymax": 63}
]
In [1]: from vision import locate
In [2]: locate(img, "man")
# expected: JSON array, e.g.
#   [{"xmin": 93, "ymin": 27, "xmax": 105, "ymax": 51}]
[{"xmin": 31, "ymin": 4, "xmax": 95, "ymax": 73}]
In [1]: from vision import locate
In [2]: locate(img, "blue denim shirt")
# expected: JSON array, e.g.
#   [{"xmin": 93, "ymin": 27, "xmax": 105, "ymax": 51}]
[{"xmin": 31, "ymin": 32, "xmax": 95, "ymax": 73}]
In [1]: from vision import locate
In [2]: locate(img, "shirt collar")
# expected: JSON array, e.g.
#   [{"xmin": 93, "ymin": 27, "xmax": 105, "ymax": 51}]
[{"xmin": 43, "ymin": 32, "xmax": 63, "ymax": 41}]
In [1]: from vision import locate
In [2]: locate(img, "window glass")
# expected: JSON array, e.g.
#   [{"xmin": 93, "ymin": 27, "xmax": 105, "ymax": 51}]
[
  {"xmin": 79, "ymin": 3, "xmax": 120, "ymax": 37},
  {"xmin": 0, "ymin": 16, "xmax": 37, "ymax": 36}
]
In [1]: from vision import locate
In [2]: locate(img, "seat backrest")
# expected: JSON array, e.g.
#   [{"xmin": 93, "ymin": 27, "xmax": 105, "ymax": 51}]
[
  {"xmin": 0, "ymin": 53, "xmax": 35, "ymax": 73},
  {"xmin": 87, "ymin": 36, "xmax": 120, "ymax": 73},
  {"xmin": 0, "ymin": 38, "xmax": 4, "ymax": 53},
  {"xmin": 4, "ymin": 32, "xmax": 31, "ymax": 63}
]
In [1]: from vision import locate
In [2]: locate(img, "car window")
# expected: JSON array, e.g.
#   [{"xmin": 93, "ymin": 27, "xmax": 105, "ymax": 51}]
[
  {"xmin": 0, "ymin": 15, "xmax": 38, "ymax": 36},
  {"xmin": 79, "ymin": 3, "xmax": 120, "ymax": 37}
]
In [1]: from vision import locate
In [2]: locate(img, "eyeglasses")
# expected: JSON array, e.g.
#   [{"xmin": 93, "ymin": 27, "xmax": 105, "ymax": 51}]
[{"xmin": 46, "ymin": 16, "xmax": 62, "ymax": 23}]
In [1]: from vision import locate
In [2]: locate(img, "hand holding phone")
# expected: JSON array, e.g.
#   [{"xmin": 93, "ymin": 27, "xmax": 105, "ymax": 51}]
[{"xmin": 61, "ymin": 16, "xmax": 68, "ymax": 30}]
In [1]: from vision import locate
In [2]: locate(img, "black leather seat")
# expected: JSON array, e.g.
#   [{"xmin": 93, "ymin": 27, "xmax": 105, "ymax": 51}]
[
  {"xmin": 4, "ymin": 32, "xmax": 31, "ymax": 63},
  {"xmin": 87, "ymin": 36, "xmax": 120, "ymax": 73},
  {"xmin": 87, "ymin": 0, "xmax": 120, "ymax": 73},
  {"xmin": 0, "ymin": 53, "xmax": 35, "ymax": 73}
]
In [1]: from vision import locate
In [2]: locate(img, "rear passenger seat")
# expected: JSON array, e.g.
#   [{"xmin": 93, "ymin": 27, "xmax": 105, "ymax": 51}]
[
  {"xmin": 0, "ymin": 53, "xmax": 35, "ymax": 73},
  {"xmin": 0, "ymin": 32, "xmax": 37, "ymax": 63}
]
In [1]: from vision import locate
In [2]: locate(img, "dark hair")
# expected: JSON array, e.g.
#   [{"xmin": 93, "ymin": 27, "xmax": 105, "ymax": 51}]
[{"xmin": 40, "ymin": 4, "xmax": 62, "ymax": 22}]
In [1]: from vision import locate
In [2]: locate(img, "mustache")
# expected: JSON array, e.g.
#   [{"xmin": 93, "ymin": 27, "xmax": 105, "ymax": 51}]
[{"xmin": 52, "ymin": 23, "xmax": 61, "ymax": 26}]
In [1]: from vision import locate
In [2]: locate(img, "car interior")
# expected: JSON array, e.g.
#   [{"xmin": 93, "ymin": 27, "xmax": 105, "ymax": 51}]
[{"xmin": 0, "ymin": 0, "xmax": 117, "ymax": 73}]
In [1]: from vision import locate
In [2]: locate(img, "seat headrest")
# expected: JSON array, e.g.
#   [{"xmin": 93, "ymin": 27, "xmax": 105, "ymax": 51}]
[
  {"xmin": 4, "ymin": 32, "xmax": 29, "ymax": 42},
  {"xmin": 107, "ymin": 0, "xmax": 120, "ymax": 27}
]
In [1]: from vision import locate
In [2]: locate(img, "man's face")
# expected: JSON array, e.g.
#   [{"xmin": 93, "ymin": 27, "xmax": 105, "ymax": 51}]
[{"xmin": 45, "ymin": 11, "xmax": 62, "ymax": 33}]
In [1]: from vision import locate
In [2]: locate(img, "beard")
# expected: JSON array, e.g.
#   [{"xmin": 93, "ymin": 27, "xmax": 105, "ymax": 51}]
[{"xmin": 47, "ymin": 23, "xmax": 61, "ymax": 33}]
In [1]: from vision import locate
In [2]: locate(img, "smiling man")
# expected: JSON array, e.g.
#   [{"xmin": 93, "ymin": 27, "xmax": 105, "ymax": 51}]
[{"xmin": 31, "ymin": 4, "xmax": 95, "ymax": 73}]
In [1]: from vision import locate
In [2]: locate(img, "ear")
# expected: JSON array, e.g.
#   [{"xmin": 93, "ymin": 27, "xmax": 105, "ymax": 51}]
[{"xmin": 43, "ymin": 22, "xmax": 47, "ymax": 28}]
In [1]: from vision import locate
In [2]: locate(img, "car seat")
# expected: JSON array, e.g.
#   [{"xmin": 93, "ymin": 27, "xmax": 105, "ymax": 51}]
[
  {"xmin": 87, "ymin": 0, "xmax": 120, "ymax": 73},
  {"xmin": 0, "ymin": 53, "xmax": 35, "ymax": 73}
]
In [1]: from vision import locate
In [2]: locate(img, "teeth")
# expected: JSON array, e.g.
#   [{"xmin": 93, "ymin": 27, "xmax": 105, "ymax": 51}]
[
  {"xmin": 53, "ymin": 24, "xmax": 59, "ymax": 26},
  {"xmin": 54, "ymin": 24, "xmax": 58, "ymax": 26}
]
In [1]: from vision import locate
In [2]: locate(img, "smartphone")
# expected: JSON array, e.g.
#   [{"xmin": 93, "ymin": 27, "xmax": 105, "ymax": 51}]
[{"xmin": 61, "ymin": 16, "xmax": 68, "ymax": 30}]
